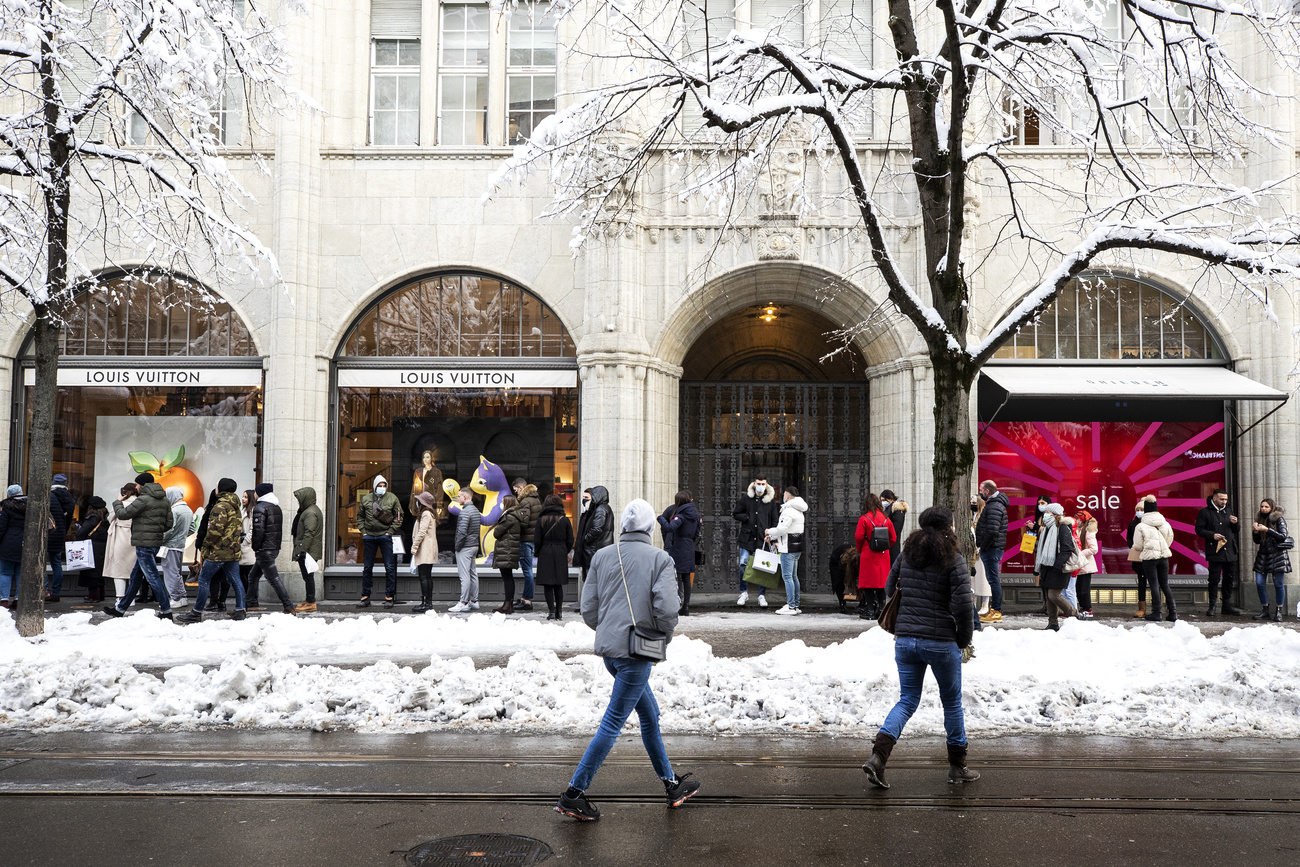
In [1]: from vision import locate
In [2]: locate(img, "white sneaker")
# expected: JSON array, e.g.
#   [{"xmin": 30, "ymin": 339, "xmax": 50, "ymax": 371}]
[
  {"xmin": 448, "ymin": 602, "xmax": 470, "ymax": 613},
  {"xmin": 736, "ymin": 591, "xmax": 748, "ymax": 606},
  {"xmin": 758, "ymin": 595, "xmax": 768, "ymax": 608},
  {"xmin": 469, "ymin": 602, "xmax": 481, "ymax": 610},
  {"xmin": 774, "ymin": 604, "xmax": 795, "ymax": 616},
  {"xmin": 789, "ymin": 606, "xmax": 802, "ymax": 616}
]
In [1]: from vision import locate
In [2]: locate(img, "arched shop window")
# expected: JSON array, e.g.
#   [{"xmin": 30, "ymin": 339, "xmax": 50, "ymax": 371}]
[
  {"xmin": 331, "ymin": 271, "xmax": 579, "ymax": 575},
  {"xmin": 12, "ymin": 271, "xmax": 263, "ymax": 526},
  {"xmin": 991, "ymin": 275, "xmax": 1225, "ymax": 361}
]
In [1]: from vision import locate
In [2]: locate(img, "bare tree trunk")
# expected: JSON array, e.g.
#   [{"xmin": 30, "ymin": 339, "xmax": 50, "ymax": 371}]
[
  {"xmin": 930, "ymin": 353, "xmax": 977, "ymax": 557},
  {"xmin": 16, "ymin": 307, "xmax": 58, "ymax": 637}
]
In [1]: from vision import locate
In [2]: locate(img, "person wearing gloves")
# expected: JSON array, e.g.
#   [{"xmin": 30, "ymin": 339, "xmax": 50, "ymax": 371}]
[
  {"xmin": 765, "ymin": 486, "xmax": 808, "ymax": 615},
  {"xmin": 249, "ymin": 482, "xmax": 295, "ymax": 614},
  {"xmin": 410, "ymin": 491, "xmax": 440, "ymax": 614},
  {"xmin": 1033, "ymin": 502, "xmax": 1078, "ymax": 631},
  {"xmin": 159, "ymin": 487, "xmax": 195, "ymax": 609},
  {"xmin": 102, "ymin": 473, "xmax": 175, "ymax": 619},
  {"xmin": 1195, "ymin": 489, "xmax": 1241, "ymax": 616},
  {"xmin": 178, "ymin": 478, "xmax": 247, "ymax": 623},
  {"xmin": 1134, "ymin": 496, "xmax": 1177, "ymax": 622},
  {"xmin": 555, "ymin": 499, "xmax": 700, "ymax": 822},
  {"xmin": 1251, "ymin": 498, "xmax": 1291, "ymax": 622},
  {"xmin": 862, "ymin": 506, "xmax": 977, "ymax": 790},
  {"xmin": 45, "ymin": 473, "xmax": 76, "ymax": 602},
  {"xmin": 356, "ymin": 474, "xmax": 403, "ymax": 608},
  {"xmin": 292, "ymin": 487, "xmax": 324, "ymax": 613}
]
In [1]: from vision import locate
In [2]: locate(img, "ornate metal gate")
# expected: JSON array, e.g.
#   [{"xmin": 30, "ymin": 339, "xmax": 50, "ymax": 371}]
[{"xmin": 680, "ymin": 382, "xmax": 871, "ymax": 594}]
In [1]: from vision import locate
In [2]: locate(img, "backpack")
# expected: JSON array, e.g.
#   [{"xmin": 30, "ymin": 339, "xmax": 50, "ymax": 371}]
[{"xmin": 868, "ymin": 517, "xmax": 891, "ymax": 553}]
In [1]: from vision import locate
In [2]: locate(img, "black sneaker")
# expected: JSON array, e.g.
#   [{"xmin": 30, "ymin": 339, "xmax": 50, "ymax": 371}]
[
  {"xmin": 157, "ymin": 611, "xmax": 173, "ymax": 621},
  {"xmin": 102, "ymin": 605, "xmax": 125, "ymax": 618},
  {"xmin": 230, "ymin": 609, "xmax": 247, "ymax": 621},
  {"xmin": 177, "ymin": 610, "xmax": 203, "ymax": 624},
  {"xmin": 555, "ymin": 790, "xmax": 600, "ymax": 821},
  {"xmin": 665, "ymin": 773, "xmax": 701, "ymax": 807}
]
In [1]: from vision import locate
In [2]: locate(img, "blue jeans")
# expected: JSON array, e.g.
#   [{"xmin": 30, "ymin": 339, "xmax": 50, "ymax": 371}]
[
  {"xmin": 46, "ymin": 552, "xmax": 63, "ymax": 596},
  {"xmin": 1063, "ymin": 573, "xmax": 1078, "ymax": 609},
  {"xmin": 880, "ymin": 636, "xmax": 967, "ymax": 747},
  {"xmin": 115, "ymin": 547, "xmax": 169, "ymax": 613},
  {"xmin": 519, "ymin": 541, "xmax": 535, "ymax": 600},
  {"xmin": 979, "ymin": 548, "xmax": 1004, "ymax": 611},
  {"xmin": 193, "ymin": 560, "xmax": 245, "ymax": 612},
  {"xmin": 361, "ymin": 535, "xmax": 396, "ymax": 599},
  {"xmin": 0, "ymin": 559, "xmax": 18, "ymax": 600},
  {"xmin": 570, "ymin": 657, "xmax": 673, "ymax": 791},
  {"xmin": 780, "ymin": 552, "xmax": 801, "ymax": 608},
  {"xmin": 1256, "ymin": 572, "xmax": 1287, "ymax": 606}
]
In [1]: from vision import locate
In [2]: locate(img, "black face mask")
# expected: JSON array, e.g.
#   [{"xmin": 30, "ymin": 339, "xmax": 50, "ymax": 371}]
[{"xmin": 980, "ymin": 492, "xmax": 990, "ymax": 501}]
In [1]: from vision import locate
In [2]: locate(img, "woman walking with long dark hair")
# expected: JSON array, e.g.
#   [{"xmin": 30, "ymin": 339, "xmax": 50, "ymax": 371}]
[
  {"xmin": 535, "ymin": 494, "xmax": 575, "ymax": 620},
  {"xmin": 862, "ymin": 506, "xmax": 977, "ymax": 790},
  {"xmin": 658, "ymin": 490, "xmax": 700, "ymax": 617},
  {"xmin": 1252, "ymin": 498, "xmax": 1291, "ymax": 621}
]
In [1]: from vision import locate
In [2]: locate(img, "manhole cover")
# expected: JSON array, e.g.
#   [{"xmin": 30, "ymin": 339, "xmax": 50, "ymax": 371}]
[{"xmin": 404, "ymin": 834, "xmax": 554, "ymax": 866}]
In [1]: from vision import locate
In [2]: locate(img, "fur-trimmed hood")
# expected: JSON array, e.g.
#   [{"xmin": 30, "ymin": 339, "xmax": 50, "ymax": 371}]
[
  {"xmin": 746, "ymin": 482, "xmax": 775, "ymax": 504},
  {"xmin": 888, "ymin": 499, "xmax": 909, "ymax": 513}
]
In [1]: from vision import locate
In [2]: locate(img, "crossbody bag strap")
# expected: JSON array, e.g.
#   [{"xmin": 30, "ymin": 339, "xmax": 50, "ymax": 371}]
[{"xmin": 616, "ymin": 538, "xmax": 639, "ymax": 628}]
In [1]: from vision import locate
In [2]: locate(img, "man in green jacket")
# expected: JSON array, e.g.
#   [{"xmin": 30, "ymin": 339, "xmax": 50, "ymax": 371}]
[
  {"xmin": 178, "ymin": 478, "xmax": 248, "ymax": 623},
  {"xmin": 102, "ymin": 473, "xmax": 176, "ymax": 619},
  {"xmin": 293, "ymin": 487, "xmax": 324, "ymax": 613},
  {"xmin": 357, "ymin": 474, "xmax": 403, "ymax": 607}
]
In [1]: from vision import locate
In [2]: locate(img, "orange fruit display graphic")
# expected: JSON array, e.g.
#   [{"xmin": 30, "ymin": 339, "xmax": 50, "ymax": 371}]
[{"xmin": 128, "ymin": 446, "xmax": 205, "ymax": 512}]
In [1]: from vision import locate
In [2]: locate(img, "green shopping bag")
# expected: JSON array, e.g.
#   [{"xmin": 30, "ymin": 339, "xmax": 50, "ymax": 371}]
[{"xmin": 743, "ymin": 548, "xmax": 782, "ymax": 590}]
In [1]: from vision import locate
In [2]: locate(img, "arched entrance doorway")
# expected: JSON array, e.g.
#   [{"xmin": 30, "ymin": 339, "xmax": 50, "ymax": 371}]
[{"xmin": 680, "ymin": 302, "xmax": 869, "ymax": 595}]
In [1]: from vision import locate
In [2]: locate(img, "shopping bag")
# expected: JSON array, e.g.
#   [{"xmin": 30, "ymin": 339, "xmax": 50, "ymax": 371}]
[
  {"xmin": 391, "ymin": 536, "xmax": 406, "ymax": 556},
  {"xmin": 743, "ymin": 557, "xmax": 781, "ymax": 591},
  {"xmin": 305, "ymin": 553, "xmax": 319, "ymax": 574},
  {"xmin": 1019, "ymin": 530, "xmax": 1037, "ymax": 554},
  {"xmin": 752, "ymin": 546, "xmax": 780, "ymax": 574},
  {"xmin": 64, "ymin": 540, "xmax": 95, "ymax": 572}
]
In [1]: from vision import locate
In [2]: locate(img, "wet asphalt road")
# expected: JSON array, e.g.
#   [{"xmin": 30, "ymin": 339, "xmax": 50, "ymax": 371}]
[{"xmin": 2, "ymin": 730, "xmax": 1298, "ymax": 866}]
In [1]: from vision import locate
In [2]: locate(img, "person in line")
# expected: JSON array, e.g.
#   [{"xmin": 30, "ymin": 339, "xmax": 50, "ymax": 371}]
[
  {"xmin": 160, "ymin": 487, "xmax": 195, "ymax": 610},
  {"xmin": 555, "ymin": 499, "xmax": 700, "ymax": 821},
  {"xmin": 449, "ymin": 488, "xmax": 482, "ymax": 613},
  {"xmin": 292, "ymin": 487, "xmax": 324, "ymax": 613},
  {"xmin": 535, "ymin": 494, "xmax": 575, "ymax": 620},
  {"xmin": 178, "ymin": 479, "xmax": 247, "ymax": 622},
  {"xmin": 1074, "ymin": 510, "xmax": 1099, "ymax": 619},
  {"xmin": 1127, "ymin": 502, "xmax": 1147, "ymax": 619},
  {"xmin": 1251, "ymin": 498, "xmax": 1290, "ymax": 622},
  {"xmin": 1134, "ymin": 496, "xmax": 1176, "ymax": 622},
  {"xmin": 766, "ymin": 486, "xmax": 808, "ymax": 616},
  {"xmin": 103, "ymin": 483, "xmax": 138, "ymax": 607},
  {"xmin": 732, "ymin": 477, "xmax": 778, "ymax": 608},
  {"xmin": 0, "ymin": 484, "xmax": 26, "ymax": 609},
  {"xmin": 357, "ymin": 474, "xmax": 403, "ymax": 608},
  {"xmin": 658, "ymin": 490, "xmax": 701, "ymax": 617},
  {"xmin": 829, "ymin": 542, "xmax": 856, "ymax": 614},
  {"xmin": 575, "ymin": 486, "xmax": 614, "ymax": 584},
  {"xmin": 45, "ymin": 474, "xmax": 76, "ymax": 603},
  {"xmin": 513, "ymin": 478, "xmax": 543, "ymax": 611},
  {"xmin": 854, "ymin": 492, "xmax": 896, "ymax": 620},
  {"xmin": 1033, "ymin": 503, "xmax": 1078, "ymax": 631},
  {"xmin": 194, "ymin": 489, "xmax": 225, "ymax": 612},
  {"xmin": 410, "ymin": 491, "xmax": 440, "ymax": 614},
  {"xmin": 102, "ymin": 473, "xmax": 176, "ymax": 620},
  {"xmin": 75, "ymin": 496, "xmax": 110, "ymax": 603},
  {"xmin": 880, "ymin": 490, "xmax": 908, "ymax": 566},
  {"xmin": 492, "ymin": 494, "xmax": 524, "ymax": 615},
  {"xmin": 247, "ymin": 482, "xmax": 295, "ymax": 615},
  {"xmin": 974, "ymin": 480, "xmax": 1008, "ymax": 623},
  {"xmin": 1027, "ymin": 494, "xmax": 1053, "ymax": 616},
  {"xmin": 1196, "ymin": 489, "xmax": 1241, "ymax": 616},
  {"xmin": 862, "ymin": 506, "xmax": 977, "ymax": 790},
  {"xmin": 238, "ymin": 489, "xmax": 258, "ymax": 606}
]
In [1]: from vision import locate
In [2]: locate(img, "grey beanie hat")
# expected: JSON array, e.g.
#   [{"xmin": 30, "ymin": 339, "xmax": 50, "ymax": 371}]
[
  {"xmin": 621, "ymin": 499, "xmax": 655, "ymax": 534},
  {"xmin": 5, "ymin": 484, "xmax": 21, "ymax": 497}
]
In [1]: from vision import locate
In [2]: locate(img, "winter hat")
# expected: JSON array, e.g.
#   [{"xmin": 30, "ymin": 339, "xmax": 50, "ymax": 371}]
[
  {"xmin": 1043, "ymin": 503, "xmax": 1065, "ymax": 517},
  {"xmin": 373, "ymin": 475, "xmax": 388, "ymax": 491},
  {"xmin": 1074, "ymin": 509, "xmax": 1095, "ymax": 525},
  {"xmin": 217, "ymin": 478, "xmax": 238, "ymax": 494},
  {"xmin": 255, "ymin": 482, "xmax": 274, "ymax": 497},
  {"xmin": 6, "ymin": 484, "xmax": 21, "ymax": 497},
  {"xmin": 88, "ymin": 496, "xmax": 106, "ymax": 509},
  {"xmin": 52, "ymin": 474, "xmax": 68, "ymax": 486},
  {"xmin": 621, "ymin": 499, "xmax": 655, "ymax": 534},
  {"xmin": 416, "ymin": 492, "xmax": 436, "ymax": 511},
  {"xmin": 166, "ymin": 487, "xmax": 185, "ymax": 505},
  {"xmin": 1144, "ymin": 499, "xmax": 1159, "ymax": 513},
  {"xmin": 135, "ymin": 472, "xmax": 154, "ymax": 485}
]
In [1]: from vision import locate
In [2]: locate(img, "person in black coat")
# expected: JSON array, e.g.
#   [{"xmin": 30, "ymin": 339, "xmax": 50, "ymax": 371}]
[
  {"xmin": 247, "ymin": 482, "xmax": 295, "ymax": 614},
  {"xmin": 732, "ymin": 478, "xmax": 779, "ymax": 606},
  {"xmin": 574, "ymin": 486, "xmax": 613, "ymax": 576},
  {"xmin": 45, "ymin": 474, "xmax": 77, "ymax": 602},
  {"xmin": 880, "ymin": 490, "xmax": 908, "ymax": 565},
  {"xmin": 1195, "ymin": 489, "xmax": 1241, "ymax": 616},
  {"xmin": 658, "ymin": 490, "xmax": 701, "ymax": 617},
  {"xmin": 75, "ymin": 497, "xmax": 110, "ymax": 602},
  {"xmin": 535, "ymin": 494, "xmax": 575, "ymax": 620},
  {"xmin": 1251, "ymin": 499, "xmax": 1291, "ymax": 622},
  {"xmin": 1033, "ymin": 504, "xmax": 1078, "ymax": 629},
  {"xmin": 828, "ymin": 542, "xmax": 856, "ymax": 614},
  {"xmin": 863, "ymin": 506, "xmax": 976, "ymax": 790},
  {"xmin": 0, "ymin": 485, "xmax": 27, "ymax": 608}
]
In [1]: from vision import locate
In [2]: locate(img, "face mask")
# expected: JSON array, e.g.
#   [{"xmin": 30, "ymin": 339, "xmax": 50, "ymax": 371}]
[
  {"xmin": 1038, "ymin": 504, "xmax": 1046, "ymax": 513},
  {"xmin": 980, "ymin": 492, "xmax": 989, "ymax": 501},
  {"xmin": 755, "ymin": 484, "xmax": 765, "ymax": 493},
  {"xmin": 376, "ymin": 485, "xmax": 387, "ymax": 496}
]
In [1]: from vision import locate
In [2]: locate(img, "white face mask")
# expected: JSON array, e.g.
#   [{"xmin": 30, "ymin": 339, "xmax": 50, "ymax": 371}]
[
  {"xmin": 754, "ymin": 484, "xmax": 765, "ymax": 493},
  {"xmin": 376, "ymin": 485, "xmax": 387, "ymax": 496}
]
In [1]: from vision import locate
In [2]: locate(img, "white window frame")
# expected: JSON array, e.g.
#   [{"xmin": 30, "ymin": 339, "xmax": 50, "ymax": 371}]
[
  {"xmin": 370, "ymin": 38, "xmax": 422, "ymax": 147},
  {"xmin": 506, "ymin": 10, "xmax": 557, "ymax": 145},
  {"xmin": 437, "ymin": 2, "xmax": 492, "ymax": 146}
]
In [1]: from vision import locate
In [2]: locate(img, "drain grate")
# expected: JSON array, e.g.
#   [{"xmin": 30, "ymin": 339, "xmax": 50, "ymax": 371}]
[{"xmin": 404, "ymin": 834, "xmax": 554, "ymax": 866}]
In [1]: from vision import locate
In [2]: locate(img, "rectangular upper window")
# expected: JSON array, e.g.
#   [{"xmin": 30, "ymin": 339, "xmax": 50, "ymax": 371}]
[{"xmin": 439, "ymin": 3, "xmax": 490, "ymax": 145}]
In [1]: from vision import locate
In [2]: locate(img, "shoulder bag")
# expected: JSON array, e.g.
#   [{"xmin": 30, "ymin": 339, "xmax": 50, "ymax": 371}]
[
  {"xmin": 878, "ymin": 572, "xmax": 902, "ymax": 634},
  {"xmin": 617, "ymin": 540, "xmax": 667, "ymax": 662}
]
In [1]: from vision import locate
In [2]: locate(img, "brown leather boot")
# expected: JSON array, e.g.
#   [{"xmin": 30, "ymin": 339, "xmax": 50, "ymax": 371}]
[
  {"xmin": 1132, "ymin": 600, "xmax": 1146, "ymax": 618},
  {"xmin": 862, "ymin": 731, "xmax": 895, "ymax": 789},
  {"xmin": 494, "ymin": 600, "xmax": 515, "ymax": 615},
  {"xmin": 947, "ymin": 744, "xmax": 980, "ymax": 783}
]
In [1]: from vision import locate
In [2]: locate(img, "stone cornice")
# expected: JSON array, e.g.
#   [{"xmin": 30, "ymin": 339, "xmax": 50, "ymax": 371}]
[{"xmin": 320, "ymin": 147, "xmax": 515, "ymax": 161}]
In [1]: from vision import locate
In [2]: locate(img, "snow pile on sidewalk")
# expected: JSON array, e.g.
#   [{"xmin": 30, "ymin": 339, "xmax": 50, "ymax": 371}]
[{"xmin": 2, "ymin": 611, "xmax": 1299, "ymax": 737}]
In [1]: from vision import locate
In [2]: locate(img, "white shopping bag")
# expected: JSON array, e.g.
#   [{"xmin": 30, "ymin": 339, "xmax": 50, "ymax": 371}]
[
  {"xmin": 65, "ymin": 540, "xmax": 95, "ymax": 572},
  {"xmin": 752, "ymin": 547, "xmax": 780, "ymax": 574},
  {"xmin": 391, "ymin": 536, "xmax": 406, "ymax": 556},
  {"xmin": 304, "ymin": 553, "xmax": 318, "ymax": 574}
]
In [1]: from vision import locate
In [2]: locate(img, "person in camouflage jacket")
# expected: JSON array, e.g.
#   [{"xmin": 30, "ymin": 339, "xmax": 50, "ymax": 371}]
[{"xmin": 178, "ymin": 479, "xmax": 247, "ymax": 623}]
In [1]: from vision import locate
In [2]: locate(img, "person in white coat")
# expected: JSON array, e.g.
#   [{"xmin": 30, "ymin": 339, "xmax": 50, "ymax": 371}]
[
  {"xmin": 102, "ymin": 484, "xmax": 139, "ymax": 605},
  {"xmin": 765, "ymin": 486, "xmax": 809, "ymax": 615},
  {"xmin": 1133, "ymin": 497, "xmax": 1176, "ymax": 622}
]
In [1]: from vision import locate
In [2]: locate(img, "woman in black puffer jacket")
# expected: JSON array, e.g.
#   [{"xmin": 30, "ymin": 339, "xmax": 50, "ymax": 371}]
[
  {"xmin": 1251, "ymin": 499, "xmax": 1291, "ymax": 622},
  {"xmin": 863, "ymin": 506, "xmax": 976, "ymax": 790}
]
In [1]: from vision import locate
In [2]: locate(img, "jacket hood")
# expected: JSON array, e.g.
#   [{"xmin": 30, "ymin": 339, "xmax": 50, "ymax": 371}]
[
  {"xmin": 216, "ymin": 491, "xmax": 241, "ymax": 511},
  {"xmin": 139, "ymin": 482, "xmax": 167, "ymax": 500},
  {"xmin": 891, "ymin": 500, "xmax": 909, "ymax": 513},
  {"xmin": 372, "ymin": 475, "xmax": 388, "ymax": 492},
  {"xmin": 2, "ymin": 495, "xmax": 27, "ymax": 515},
  {"xmin": 746, "ymin": 482, "xmax": 776, "ymax": 504},
  {"xmin": 166, "ymin": 487, "xmax": 185, "ymax": 506},
  {"xmin": 986, "ymin": 491, "xmax": 1007, "ymax": 508},
  {"xmin": 259, "ymin": 492, "xmax": 280, "ymax": 507},
  {"xmin": 590, "ymin": 485, "xmax": 609, "ymax": 506},
  {"xmin": 1059, "ymin": 516, "xmax": 1076, "ymax": 528},
  {"xmin": 1141, "ymin": 511, "xmax": 1169, "ymax": 529},
  {"xmin": 521, "ymin": 484, "xmax": 538, "ymax": 498},
  {"xmin": 541, "ymin": 500, "xmax": 567, "ymax": 515},
  {"xmin": 782, "ymin": 496, "xmax": 808, "ymax": 513},
  {"xmin": 295, "ymin": 487, "xmax": 317, "ymax": 508}
]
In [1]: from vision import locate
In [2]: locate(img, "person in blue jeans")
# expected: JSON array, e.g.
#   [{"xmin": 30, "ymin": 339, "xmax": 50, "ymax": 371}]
[
  {"xmin": 1251, "ymin": 499, "xmax": 1291, "ymax": 622},
  {"xmin": 0, "ymin": 484, "xmax": 27, "ymax": 608},
  {"xmin": 555, "ymin": 499, "xmax": 700, "ymax": 822},
  {"xmin": 766, "ymin": 486, "xmax": 808, "ymax": 615},
  {"xmin": 974, "ymin": 481, "xmax": 1007, "ymax": 622},
  {"xmin": 102, "ymin": 474, "xmax": 175, "ymax": 620},
  {"xmin": 863, "ymin": 505, "xmax": 978, "ymax": 789}
]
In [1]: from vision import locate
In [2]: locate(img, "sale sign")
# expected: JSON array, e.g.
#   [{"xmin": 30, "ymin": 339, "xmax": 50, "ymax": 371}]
[{"xmin": 979, "ymin": 421, "xmax": 1225, "ymax": 576}]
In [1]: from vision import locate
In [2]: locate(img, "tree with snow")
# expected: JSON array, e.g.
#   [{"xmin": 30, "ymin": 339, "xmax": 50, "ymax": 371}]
[
  {"xmin": 0, "ymin": 0, "xmax": 298, "ymax": 636},
  {"xmin": 487, "ymin": 0, "xmax": 1300, "ymax": 523}
]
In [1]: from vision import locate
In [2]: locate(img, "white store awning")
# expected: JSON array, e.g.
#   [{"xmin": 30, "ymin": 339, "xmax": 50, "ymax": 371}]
[{"xmin": 981, "ymin": 365, "xmax": 1287, "ymax": 401}]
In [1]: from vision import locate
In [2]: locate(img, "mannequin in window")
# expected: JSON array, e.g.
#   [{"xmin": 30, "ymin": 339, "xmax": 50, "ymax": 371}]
[{"xmin": 410, "ymin": 450, "xmax": 445, "ymax": 520}]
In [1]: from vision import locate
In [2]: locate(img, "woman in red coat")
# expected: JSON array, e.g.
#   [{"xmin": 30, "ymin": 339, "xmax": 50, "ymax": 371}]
[{"xmin": 855, "ymin": 492, "xmax": 897, "ymax": 620}]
